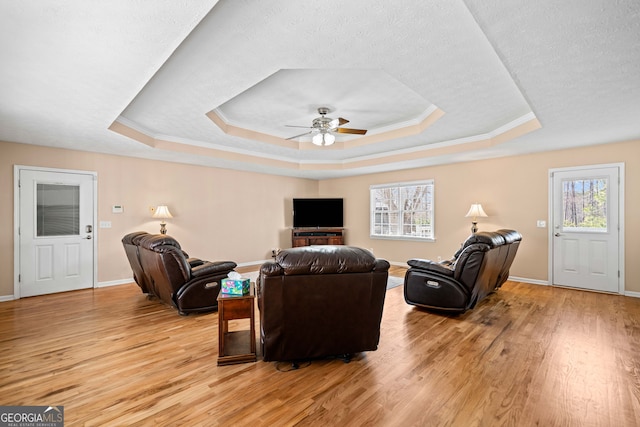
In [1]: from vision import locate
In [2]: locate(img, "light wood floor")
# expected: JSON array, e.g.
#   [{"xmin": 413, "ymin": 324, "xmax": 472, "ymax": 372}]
[{"xmin": 1, "ymin": 267, "xmax": 639, "ymax": 426}]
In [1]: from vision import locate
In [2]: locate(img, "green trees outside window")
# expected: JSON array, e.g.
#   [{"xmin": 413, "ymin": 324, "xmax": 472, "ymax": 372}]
[
  {"xmin": 371, "ymin": 180, "xmax": 434, "ymax": 240},
  {"xmin": 562, "ymin": 178, "xmax": 607, "ymax": 231}
]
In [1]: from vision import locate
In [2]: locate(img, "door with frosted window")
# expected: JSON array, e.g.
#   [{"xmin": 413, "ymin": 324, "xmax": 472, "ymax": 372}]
[
  {"xmin": 551, "ymin": 166, "xmax": 619, "ymax": 293},
  {"xmin": 19, "ymin": 169, "xmax": 95, "ymax": 297}
]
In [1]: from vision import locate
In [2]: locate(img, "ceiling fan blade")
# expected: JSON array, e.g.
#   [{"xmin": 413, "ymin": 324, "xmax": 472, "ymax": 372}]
[
  {"xmin": 285, "ymin": 125, "xmax": 313, "ymax": 129},
  {"xmin": 337, "ymin": 127, "xmax": 367, "ymax": 135},
  {"xmin": 328, "ymin": 117, "xmax": 350, "ymax": 129},
  {"xmin": 286, "ymin": 131, "xmax": 313, "ymax": 140}
]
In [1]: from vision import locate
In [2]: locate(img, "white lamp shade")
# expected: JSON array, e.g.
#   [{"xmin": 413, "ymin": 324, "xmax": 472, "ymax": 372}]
[
  {"xmin": 152, "ymin": 205, "xmax": 173, "ymax": 219},
  {"xmin": 465, "ymin": 203, "xmax": 487, "ymax": 218},
  {"xmin": 312, "ymin": 132, "xmax": 335, "ymax": 146}
]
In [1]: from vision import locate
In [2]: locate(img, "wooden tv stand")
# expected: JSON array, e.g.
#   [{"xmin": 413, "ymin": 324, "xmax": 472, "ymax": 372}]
[{"xmin": 292, "ymin": 228, "xmax": 345, "ymax": 247}]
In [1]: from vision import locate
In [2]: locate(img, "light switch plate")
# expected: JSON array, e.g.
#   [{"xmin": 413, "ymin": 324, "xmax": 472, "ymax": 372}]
[
  {"xmin": 99, "ymin": 221, "xmax": 112, "ymax": 228},
  {"xmin": 536, "ymin": 220, "xmax": 546, "ymax": 228}
]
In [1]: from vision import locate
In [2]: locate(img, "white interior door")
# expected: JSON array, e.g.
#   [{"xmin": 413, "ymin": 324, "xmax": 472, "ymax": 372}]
[
  {"xmin": 18, "ymin": 168, "xmax": 96, "ymax": 297},
  {"xmin": 551, "ymin": 165, "xmax": 620, "ymax": 293}
]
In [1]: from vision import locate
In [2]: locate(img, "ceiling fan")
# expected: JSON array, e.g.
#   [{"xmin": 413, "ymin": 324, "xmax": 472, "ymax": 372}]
[{"xmin": 285, "ymin": 107, "xmax": 367, "ymax": 146}]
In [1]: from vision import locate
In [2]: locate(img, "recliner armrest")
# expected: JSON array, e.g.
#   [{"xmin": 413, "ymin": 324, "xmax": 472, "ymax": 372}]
[
  {"xmin": 374, "ymin": 258, "xmax": 390, "ymax": 272},
  {"xmin": 259, "ymin": 261, "xmax": 284, "ymax": 277},
  {"xmin": 191, "ymin": 261, "xmax": 237, "ymax": 277},
  {"xmin": 439, "ymin": 258, "xmax": 455, "ymax": 267},
  {"xmin": 187, "ymin": 257, "xmax": 204, "ymax": 267},
  {"xmin": 407, "ymin": 258, "xmax": 454, "ymax": 277}
]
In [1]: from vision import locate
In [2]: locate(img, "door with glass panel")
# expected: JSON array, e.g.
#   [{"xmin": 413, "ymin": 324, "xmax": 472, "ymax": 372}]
[
  {"xmin": 551, "ymin": 166, "xmax": 620, "ymax": 293},
  {"xmin": 19, "ymin": 168, "xmax": 96, "ymax": 297}
]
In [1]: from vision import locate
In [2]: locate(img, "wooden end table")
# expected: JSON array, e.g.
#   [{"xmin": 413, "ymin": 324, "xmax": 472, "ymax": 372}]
[{"xmin": 217, "ymin": 283, "xmax": 256, "ymax": 366}]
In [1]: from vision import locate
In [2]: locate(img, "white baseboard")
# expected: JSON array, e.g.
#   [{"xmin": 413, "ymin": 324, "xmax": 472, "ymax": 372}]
[
  {"xmin": 170, "ymin": 262, "xmax": 640, "ymax": 298},
  {"xmin": 96, "ymin": 278, "xmax": 132, "ymax": 288},
  {"xmin": 0, "ymin": 280, "xmax": 132, "ymax": 299},
  {"xmin": 510, "ymin": 276, "xmax": 640, "ymax": 298},
  {"xmin": 5, "ymin": 265, "xmax": 636, "ymax": 300},
  {"xmin": 508, "ymin": 276, "xmax": 549, "ymax": 286},
  {"xmin": 236, "ymin": 260, "xmax": 270, "ymax": 268}
]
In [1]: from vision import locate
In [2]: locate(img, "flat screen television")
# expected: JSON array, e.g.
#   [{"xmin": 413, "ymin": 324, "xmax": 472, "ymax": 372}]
[{"xmin": 293, "ymin": 198, "xmax": 343, "ymax": 228}]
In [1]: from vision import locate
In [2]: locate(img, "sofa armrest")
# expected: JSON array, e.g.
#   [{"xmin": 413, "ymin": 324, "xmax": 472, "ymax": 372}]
[
  {"xmin": 191, "ymin": 261, "xmax": 237, "ymax": 277},
  {"xmin": 407, "ymin": 258, "xmax": 454, "ymax": 277}
]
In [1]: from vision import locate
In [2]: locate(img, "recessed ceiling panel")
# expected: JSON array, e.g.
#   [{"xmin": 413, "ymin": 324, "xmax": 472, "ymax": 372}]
[{"xmin": 213, "ymin": 68, "xmax": 434, "ymax": 139}]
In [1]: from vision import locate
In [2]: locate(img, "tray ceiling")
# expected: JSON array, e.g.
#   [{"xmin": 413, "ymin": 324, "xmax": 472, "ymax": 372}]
[{"xmin": 1, "ymin": 0, "xmax": 639, "ymax": 178}]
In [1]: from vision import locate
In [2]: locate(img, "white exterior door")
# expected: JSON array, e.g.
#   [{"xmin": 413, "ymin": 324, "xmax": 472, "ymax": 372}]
[
  {"xmin": 551, "ymin": 165, "xmax": 621, "ymax": 293},
  {"xmin": 18, "ymin": 168, "xmax": 96, "ymax": 297}
]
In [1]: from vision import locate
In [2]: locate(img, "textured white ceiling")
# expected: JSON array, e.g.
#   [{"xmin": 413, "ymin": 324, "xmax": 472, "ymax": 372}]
[
  {"xmin": 213, "ymin": 69, "xmax": 433, "ymax": 139},
  {"xmin": 1, "ymin": 0, "xmax": 639, "ymax": 179}
]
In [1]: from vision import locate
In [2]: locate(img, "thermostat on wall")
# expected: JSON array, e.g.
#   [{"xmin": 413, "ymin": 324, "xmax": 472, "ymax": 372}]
[{"xmin": 112, "ymin": 205, "xmax": 124, "ymax": 214}]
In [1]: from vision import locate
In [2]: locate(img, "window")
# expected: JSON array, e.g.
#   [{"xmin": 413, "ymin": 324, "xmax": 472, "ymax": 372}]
[
  {"xmin": 370, "ymin": 180, "xmax": 434, "ymax": 240},
  {"xmin": 37, "ymin": 183, "xmax": 80, "ymax": 236},
  {"xmin": 561, "ymin": 177, "xmax": 607, "ymax": 232}
]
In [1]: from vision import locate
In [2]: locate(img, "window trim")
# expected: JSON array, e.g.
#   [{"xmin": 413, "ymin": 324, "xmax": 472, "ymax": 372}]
[{"xmin": 369, "ymin": 179, "xmax": 435, "ymax": 242}]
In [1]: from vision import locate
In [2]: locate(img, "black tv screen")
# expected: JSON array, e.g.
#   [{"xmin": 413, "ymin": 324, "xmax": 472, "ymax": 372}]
[{"xmin": 293, "ymin": 198, "xmax": 343, "ymax": 228}]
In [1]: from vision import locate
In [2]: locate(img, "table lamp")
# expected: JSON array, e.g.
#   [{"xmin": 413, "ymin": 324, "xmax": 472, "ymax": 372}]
[
  {"xmin": 152, "ymin": 205, "xmax": 173, "ymax": 234},
  {"xmin": 465, "ymin": 203, "xmax": 487, "ymax": 234}
]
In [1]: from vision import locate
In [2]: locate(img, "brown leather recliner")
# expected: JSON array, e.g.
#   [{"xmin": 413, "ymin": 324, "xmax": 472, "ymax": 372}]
[
  {"xmin": 257, "ymin": 245, "xmax": 390, "ymax": 362},
  {"xmin": 122, "ymin": 232, "xmax": 237, "ymax": 315},
  {"xmin": 122, "ymin": 231, "xmax": 152, "ymax": 294},
  {"xmin": 122, "ymin": 231, "xmax": 207, "ymax": 296},
  {"xmin": 404, "ymin": 229, "xmax": 522, "ymax": 313}
]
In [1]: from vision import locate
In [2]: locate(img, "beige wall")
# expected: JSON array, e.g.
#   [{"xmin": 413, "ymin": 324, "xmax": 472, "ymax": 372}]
[
  {"xmin": 2, "ymin": 139, "xmax": 639, "ymax": 298},
  {"xmin": 320, "ymin": 139, "xmax": 640, "ymax": 293},
  {"xmin": 0, "ymin": 141, "xmax": 318, "ymax": 297}
]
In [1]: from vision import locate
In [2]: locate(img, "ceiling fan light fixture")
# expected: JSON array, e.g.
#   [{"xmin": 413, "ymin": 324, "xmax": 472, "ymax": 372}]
[
  {"xmin": 286, "ymin": 107, "xmax": 365, "ymax": 145},
  {"xmin": 312, "ymin": 132, "xmax": 335, "ymax": 146}
]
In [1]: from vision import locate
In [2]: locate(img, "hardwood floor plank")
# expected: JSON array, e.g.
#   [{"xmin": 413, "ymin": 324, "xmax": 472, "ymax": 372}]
[{"xmin": 1, "ymin": 272, "xmax": 640, "ymax": 426}]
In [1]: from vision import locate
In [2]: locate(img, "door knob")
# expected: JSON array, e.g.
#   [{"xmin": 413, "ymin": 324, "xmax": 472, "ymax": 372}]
[
  {"xmin": 554, "ymin": 233, "xmax": 561, "ymax": 237},
  {"xmin": 83, "ymin": 235, "xmax": 92, "ymax": 240}
]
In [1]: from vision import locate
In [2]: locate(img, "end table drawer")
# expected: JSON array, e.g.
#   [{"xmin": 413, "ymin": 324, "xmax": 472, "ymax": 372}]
[{"xmin": 221, "ymin": 298, "xmax": 253, "ymax": 320}]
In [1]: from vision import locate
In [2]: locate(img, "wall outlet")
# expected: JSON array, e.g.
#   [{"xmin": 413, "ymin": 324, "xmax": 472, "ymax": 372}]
[
  {"xmin": 536, "ymin": 220, "xmax": 546, "ymax": 228},
  {"xmin": 99, "ymin": 221, "xmax": 112, "ymax": 228}
]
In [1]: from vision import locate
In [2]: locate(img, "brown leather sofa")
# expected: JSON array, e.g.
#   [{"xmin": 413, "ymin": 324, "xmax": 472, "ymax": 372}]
[
  {"xmin": 404, "ymin": 229, "xmax": 522, "ymax": 313},
  {"xmin": 122, "ymin": 232, "xmax": 237, "ymax": 315},
  {"xmin": 257, "ymin": 245, "xmax": 390, "ymax": 362}
]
